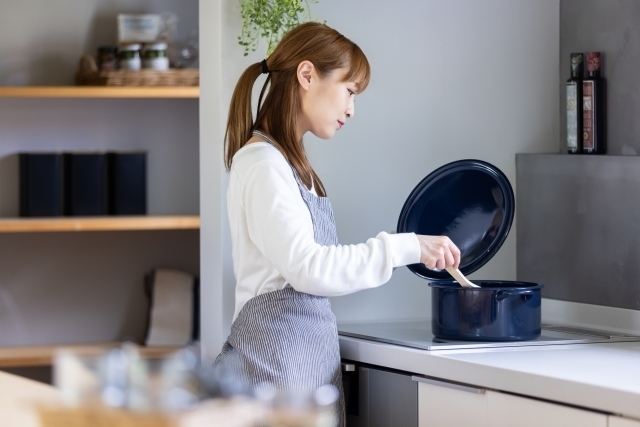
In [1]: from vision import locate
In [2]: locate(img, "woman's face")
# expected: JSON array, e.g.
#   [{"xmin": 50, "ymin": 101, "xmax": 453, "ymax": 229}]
[{"xmin": 297, "ymin": 63, "xmax": 357, "ymax": 140}]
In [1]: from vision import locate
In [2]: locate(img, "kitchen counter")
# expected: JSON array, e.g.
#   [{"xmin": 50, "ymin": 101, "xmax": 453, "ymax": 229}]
[{"xmin": 339, "ymin": 333, "xmax": 640, "ymax": 420}]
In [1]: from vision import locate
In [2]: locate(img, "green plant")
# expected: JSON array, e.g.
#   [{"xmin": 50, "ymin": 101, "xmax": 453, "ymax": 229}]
[{"xmin": 238, "ymin": 0, "xmax": 319, "ymax": 56}]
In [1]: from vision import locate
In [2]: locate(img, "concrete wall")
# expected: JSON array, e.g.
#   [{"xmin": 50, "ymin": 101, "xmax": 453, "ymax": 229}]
[
  {"xmin": 560, "ymin": 0, "xmax": 640, "ymax": 155},
  {"xmin": 199, "ymin": 0, "xmax": 560, "ymax": 358},
  {"xmin": 0, "ymin": 0, "xmax": 199, "ymax": 346},
  {"xmin": 528, "ymin": 0, "xmax": 640, "ymax": 334}
]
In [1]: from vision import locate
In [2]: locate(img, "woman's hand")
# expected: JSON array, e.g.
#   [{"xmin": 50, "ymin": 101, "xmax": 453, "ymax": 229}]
[{"xmin": 416, "ymin": 235, "xmax": 461, "ymax": 270}]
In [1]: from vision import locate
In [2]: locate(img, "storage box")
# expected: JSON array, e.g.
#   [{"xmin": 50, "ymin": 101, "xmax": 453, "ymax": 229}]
[
  {"xmin": 117, "ymin": 14, "xmax": 163, "ymax": 44},
  {"xmin": 64, "ymin": 153, "xmax": 108, "ymax": 216},
  {"xmin": 19, "ymin": 153, "xmax": 64, "ymax": 217},
  {"xmin": 107, "ymin": 151, "xmax": 147, "ymax": 215}
]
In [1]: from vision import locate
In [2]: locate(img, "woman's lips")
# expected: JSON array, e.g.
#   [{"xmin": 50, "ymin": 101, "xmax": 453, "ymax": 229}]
[{"xmin": 337, "ymin": 120, "xmax": 344, "ymax": 129}]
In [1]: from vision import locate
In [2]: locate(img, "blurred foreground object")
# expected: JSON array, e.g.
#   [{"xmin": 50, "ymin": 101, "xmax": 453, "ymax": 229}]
[
  {"xmin": 41, "ymin": 342, "xmax": 340, "ymax": 426},
  {"xmin": 41, "ymin": 343, "xmax": 266, "ymax": 427}
]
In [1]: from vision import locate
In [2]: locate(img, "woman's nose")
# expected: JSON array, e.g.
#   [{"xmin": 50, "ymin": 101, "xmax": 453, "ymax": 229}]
[{"xmin": 346, "ymin": 101, "xmax": 355, "ymax": 118}]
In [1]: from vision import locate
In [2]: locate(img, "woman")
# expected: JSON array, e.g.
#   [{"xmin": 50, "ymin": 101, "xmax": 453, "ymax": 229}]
[{"xmin": 216, "ymin": 22, "xmax": 460, "ymax": 424}]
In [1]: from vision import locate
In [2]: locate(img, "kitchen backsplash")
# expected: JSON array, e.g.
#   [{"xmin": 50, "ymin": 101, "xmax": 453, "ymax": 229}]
[
  {"xmin": 517, "ymin": 153, "xmax": 640, "ymax": 311},
  {"xmin": 560, "ymin": 0, "xmax": 640, "ymax": 155}
]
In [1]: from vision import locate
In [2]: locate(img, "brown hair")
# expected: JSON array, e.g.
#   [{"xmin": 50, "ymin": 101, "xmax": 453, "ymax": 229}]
[{"xmin": 224, "ymin": 22, "xmax": 371, "ymax": 197}]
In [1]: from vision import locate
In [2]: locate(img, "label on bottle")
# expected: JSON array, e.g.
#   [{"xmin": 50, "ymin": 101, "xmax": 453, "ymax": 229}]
[
  {"xmin": 566, "ymin": 83, "xmax": 578, "ymax": 150},
  {"xmin": 583, "ymin": 81, "xmax": 594, "ymax": 151}
]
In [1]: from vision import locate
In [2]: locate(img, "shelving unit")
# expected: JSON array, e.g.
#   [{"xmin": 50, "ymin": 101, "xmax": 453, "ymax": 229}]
[
  {"xmin": 0, "ymin": 1, "xmax": 201, "ymax": 387},
  {"xmin": 0, "ymin": 86, "xmax": 199, "ymax": 99},
  {"xmin": 0, "ymin": 342, "xmax": 184, "ymax": 368},
  {"xmin": 0, "ymin": 216, "xmax": 200, "ymax": 233},
  {"xmin": 0, "ymin": 86, "xmax": 200, "ymax": 356}
]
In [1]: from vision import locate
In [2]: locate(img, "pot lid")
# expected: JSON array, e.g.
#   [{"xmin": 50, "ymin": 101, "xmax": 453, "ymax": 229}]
[{"xmin": 396, "ymin": 159, "xmax": 514, "ymax": 280}]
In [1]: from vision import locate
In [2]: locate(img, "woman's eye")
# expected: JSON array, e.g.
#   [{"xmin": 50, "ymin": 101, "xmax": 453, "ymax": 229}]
[{"xmin": 347, "ymin": 89, "xmax": 355, "ymax": 96}]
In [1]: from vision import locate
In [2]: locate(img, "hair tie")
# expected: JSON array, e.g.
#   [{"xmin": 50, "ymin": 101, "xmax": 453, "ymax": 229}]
[{"xmin": 260, "ymin": 59, "xmax": 269, "ymax": 74}]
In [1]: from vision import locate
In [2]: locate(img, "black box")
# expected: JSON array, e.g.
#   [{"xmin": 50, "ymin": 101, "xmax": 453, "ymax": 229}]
[
  {"xmin": 107, "ymin": 151, "xmax": 147, "ymax": 215},
  {"xmin": 64, "ymin": 153, "xmax": 108, "ymax": 216},
  {"xmin": 19, "ymin": 153, "xmax": 64, "ymax": 217}
]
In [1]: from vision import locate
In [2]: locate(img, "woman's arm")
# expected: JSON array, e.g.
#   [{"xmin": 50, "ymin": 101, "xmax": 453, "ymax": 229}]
[{"xmin": 242, "ymin": 158, "xmax": 421, "ymax": 296}]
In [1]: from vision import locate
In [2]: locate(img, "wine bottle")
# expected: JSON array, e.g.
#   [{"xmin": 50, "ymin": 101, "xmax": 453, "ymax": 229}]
[
  {"xmin": 582, "ymin": 52, "xmax": 606, "ymax": 154},
  {"xmin": 566, "ymin": 53, "xmax": 584, "ymax": 154}
]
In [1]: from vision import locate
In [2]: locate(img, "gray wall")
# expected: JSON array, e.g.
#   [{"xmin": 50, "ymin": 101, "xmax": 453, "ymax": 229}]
[
  {"xmin": 0, "ymin": 0, "xmax": 199, "ymax": 346},
  {"xmin": 200, "ymin": 0, "xmax": 560, "ymax": 357},
  {"xmin": 308, "ymin": 0, "xmax": 559, "ymax": 323},
  {"xmin": 560, "ymin": 0, "xmax": 640, "ymax": 155}
]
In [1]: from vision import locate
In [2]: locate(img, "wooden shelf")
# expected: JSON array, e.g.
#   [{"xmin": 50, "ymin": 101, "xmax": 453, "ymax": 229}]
[
  {"xmin": 0, "ymin": 216, "xmax": 200, "ymax": 233},
  {"xmin": 0, "ymin": 343, "xmax": 184, "ymax": 368},
  {"xmin": 0, "ymin": 86, "xmax": 199, "ymax": 98}
]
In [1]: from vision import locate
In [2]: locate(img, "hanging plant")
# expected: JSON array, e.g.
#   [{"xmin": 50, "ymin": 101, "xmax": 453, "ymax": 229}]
[{"xmin": 238, "ymin": 0, "xmax": 320, "ymax": 56}]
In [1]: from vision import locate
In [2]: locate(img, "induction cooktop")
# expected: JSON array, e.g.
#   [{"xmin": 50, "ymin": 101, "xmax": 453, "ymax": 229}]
[{"xmin": 337, "ymin": 321, "xmax": 640, "ymax": 351}]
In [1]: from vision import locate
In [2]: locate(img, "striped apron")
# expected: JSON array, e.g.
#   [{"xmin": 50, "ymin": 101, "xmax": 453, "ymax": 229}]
[{"xmin": 215, "ymin": 134, "xmax": 345, "ymax": 426}]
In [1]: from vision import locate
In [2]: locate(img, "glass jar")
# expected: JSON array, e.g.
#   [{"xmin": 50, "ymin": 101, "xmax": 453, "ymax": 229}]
[
  {"xmin": 143, "ymin": 43, "xmax": 170, "ymax": 70},
  {"xmin": 118, "ymin": 44, "xmax": 141, "ymax": 71},
  {"xmin": 97, "ymin": 46, "xmax": 117, "ymax": 72}
]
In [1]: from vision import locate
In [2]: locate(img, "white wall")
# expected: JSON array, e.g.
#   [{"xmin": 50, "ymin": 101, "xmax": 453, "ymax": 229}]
[
  {"xmin": 199, "ymin": 0, "xmax": 225, "ymax": 363},
  {"xmin": 200, "ymin": 0, "xmax": 560, "ymax": 358}
]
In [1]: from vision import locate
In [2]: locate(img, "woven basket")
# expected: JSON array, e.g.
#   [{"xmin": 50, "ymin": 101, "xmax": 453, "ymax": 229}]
[{"xmin": 75, "ymin": 55, "xmax": 199, "ymax": 87}]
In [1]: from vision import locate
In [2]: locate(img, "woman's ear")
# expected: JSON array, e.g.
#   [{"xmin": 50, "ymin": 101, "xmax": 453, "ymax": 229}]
[{"xmin": 297, "ymin": 60, "xmax": 315, "ymax": 91}]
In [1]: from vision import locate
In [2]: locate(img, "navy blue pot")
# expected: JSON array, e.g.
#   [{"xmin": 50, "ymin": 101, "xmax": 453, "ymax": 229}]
[{"xmin": 430, "ymin": 280, "xmax": 543, "ymax": 341}]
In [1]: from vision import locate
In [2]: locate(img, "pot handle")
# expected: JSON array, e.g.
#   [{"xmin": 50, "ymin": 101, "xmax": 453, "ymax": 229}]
[{"xmin": 496, "ymin": 289, "xmax": 535, "ymax": 302}]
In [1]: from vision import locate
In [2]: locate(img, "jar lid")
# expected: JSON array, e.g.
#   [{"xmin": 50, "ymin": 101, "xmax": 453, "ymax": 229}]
[
  {"xmin": 98, "ymin": 46, "xmax": 118, "ymax": 53},
  {"xmin": 144, "ymin": 43, "xmax": 168, "ymax": 51},
  {"xmin": 119, "ymin": 44, "xmax": 141, "ymax": 51},
  {"xmin": 396, "ymin": 159, "xmax": 515, "ymax": 280}
]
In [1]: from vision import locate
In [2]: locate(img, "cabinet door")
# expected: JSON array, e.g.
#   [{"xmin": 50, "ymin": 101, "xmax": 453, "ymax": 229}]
[
  {"xmin": 345, "ymin": 364, "xmax": 418, "ymax": 427},
  {"xmin": 415, "ymin": 376, "xmax": 488, "ymax": 427},
  {"xmin": 609, "ymin": 416, "xmax": 640, "ymax": 427},
  {"xmin": 487, "ymin": 390, "xmax": 607, "ymax": 427}
]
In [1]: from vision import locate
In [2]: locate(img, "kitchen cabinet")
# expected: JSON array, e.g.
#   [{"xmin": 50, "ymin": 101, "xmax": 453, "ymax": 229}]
[
  {"xmin": 609, "ymin": 417, "xmax": 640, "ymax": 427},
  {"xmin": 416, "ymin": 377, "xmax": 487, "ymax": 427},
  {"xmin": 486, "ymin": 390, "xmax": 606, "ymax": 427},
  {"xmin": 416, "ymin": 376, "xmax": 607, "ymax": 427},
  {"xmin": 343, "ymin": 362, "xmax": 417, "ymax": 427}
]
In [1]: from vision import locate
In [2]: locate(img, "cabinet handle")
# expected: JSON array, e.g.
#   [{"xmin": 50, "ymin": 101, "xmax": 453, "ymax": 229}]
[
  {"xmin": 411, "ymin": 376, "xmax": 485, "ymax": 395},
  {"xmin": 341, "ymin": 363, "xmax": 355, "ymax": 372}
]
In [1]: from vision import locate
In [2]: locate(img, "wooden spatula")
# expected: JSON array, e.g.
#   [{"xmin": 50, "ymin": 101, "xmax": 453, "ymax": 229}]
[{"xmin": 445, "ymin": 266, "xmax": 480, "ymax": 288}]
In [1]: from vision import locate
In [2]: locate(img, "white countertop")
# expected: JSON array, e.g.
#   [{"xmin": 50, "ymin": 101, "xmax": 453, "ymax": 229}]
[{"xmin": 339, "ymin": 334, "xmax": 640, "ymax": 419}]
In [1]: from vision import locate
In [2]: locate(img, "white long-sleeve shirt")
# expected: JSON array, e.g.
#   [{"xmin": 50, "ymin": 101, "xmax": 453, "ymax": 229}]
[{"xmin": 228, "ymin": 142, "xmax": 422, "ymax": 321}]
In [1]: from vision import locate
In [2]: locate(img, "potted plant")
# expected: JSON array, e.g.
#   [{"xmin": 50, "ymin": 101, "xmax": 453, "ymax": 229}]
[{"xmin": 238, "ymin": 0, "xmax": 320, "ymax": 56}]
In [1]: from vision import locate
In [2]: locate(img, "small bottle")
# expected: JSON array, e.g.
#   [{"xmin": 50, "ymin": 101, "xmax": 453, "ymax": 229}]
[
  {"xmin": 142, "ymin": 42, "xmax": 170, "ymax": 70},
  {"xmin": 118, "ymin": 44, "xmax": 141, "ymax": 71},
  {"xmin": 97, "ymin": 46, "xmax": 117, "ymax": 72},
  {"xmin": 566, "ymin": 53, "xmax": 584, "ymax": 154},
  {"xmin": 582, "ymin": 52, "xmax": 606, "ymax": 154}
]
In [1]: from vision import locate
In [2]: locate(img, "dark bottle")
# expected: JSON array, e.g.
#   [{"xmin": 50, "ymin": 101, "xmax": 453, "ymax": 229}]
[
  {"xmin": 566, "ymin": 53, "xmax": 584, "ymax": 154},
  {"xmin": 582, "ymin": 52, "xmax": 606, "ymax": 154}
]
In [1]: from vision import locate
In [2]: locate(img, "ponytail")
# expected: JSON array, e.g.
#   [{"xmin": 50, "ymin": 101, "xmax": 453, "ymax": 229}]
[{"xmin": 224, "ymin": 62, "xmax": 263, "ymax": 171}]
